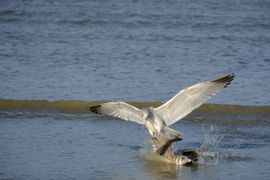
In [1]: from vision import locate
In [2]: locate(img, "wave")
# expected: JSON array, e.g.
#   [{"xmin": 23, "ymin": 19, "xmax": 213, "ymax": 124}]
[{"xmin": 0, "ymin": 98, "xmax": 269, "ymax": 115}]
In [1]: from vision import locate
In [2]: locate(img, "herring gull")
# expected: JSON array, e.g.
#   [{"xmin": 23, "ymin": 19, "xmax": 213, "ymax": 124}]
[{"xmin": 89, "ymin": 74, "xmax": 235, "ymax": 165}]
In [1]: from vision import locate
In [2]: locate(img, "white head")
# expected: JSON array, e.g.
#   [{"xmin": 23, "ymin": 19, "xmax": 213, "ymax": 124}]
[{"xmin": 176, "ymin": 155, "xmax": 192, "ymax": 165}]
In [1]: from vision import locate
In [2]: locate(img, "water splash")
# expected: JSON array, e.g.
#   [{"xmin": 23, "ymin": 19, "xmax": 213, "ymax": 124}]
[
  {"xmin": 139, "ymin": 126, "xmax": 242, "ymax": 166},
  {"xmin": 139, "ymin": 130, "xmax": 222, "ymax": 166},
  {"xmin": 198, "ymin": 125, "xmax": 223, "ymax": 165},
  {"xmin": 138, "ymin": 139, "xmax": 158, "ymax": 161}
]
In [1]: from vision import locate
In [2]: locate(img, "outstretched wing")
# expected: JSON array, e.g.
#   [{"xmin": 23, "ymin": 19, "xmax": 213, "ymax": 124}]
[
  {"xmin": 154, "ymin": 73, "xmax": 235, "ymax": 126},
  {"xmin": 151, "ymin": 136, "xmax": 181, "ymax": 156},
  {"xmin": 89, "ymin": 101, "xmax": 146, "ymax": 125}
]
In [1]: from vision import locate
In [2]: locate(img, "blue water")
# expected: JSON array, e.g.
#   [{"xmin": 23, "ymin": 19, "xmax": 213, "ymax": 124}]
[
  {"xmin": 1, "ymin": 1, "xmax": 270, "ymax": 180},
  {"xmin": 0, "ymin": 0, "xmax": 270, "ymax": 105},
  {"xmin": 0, "ymin": 111, "xmax": 270, "ymax": 180}
]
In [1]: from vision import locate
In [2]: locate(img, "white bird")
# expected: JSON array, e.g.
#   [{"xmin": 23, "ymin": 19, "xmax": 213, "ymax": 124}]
[
  {"xmin": 89, "ymin": 74, "xmax": 235, "ymax": 141},
  {"xmin": 89, "ymin": 74, "xmax": 235, "ymax": 165}
]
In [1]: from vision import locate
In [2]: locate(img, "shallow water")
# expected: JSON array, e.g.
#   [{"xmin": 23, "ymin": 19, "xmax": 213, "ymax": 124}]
[
  {"xmin": 1, "ymin": 0, "xmax": 270, "ymax": 179},
  {"xmin": 0, "ymin": 111, "xmax": 270, "ymax": 179}
]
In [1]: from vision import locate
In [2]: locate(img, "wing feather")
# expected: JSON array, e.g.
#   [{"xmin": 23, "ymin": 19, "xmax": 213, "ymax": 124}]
[
  {"xmin": 154, "ymin": 74, "xmax": 235, "ymax": 126},
  {"xmin": 89, "ymin": 101, "xmax": 145, "ymax": 125}
]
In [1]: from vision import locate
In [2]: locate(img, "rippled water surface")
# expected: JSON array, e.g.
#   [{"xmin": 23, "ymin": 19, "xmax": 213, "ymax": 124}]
[
  {"xmin": 0, "ymin": 111, "xmax": 270, "ymax": 179},
  {"xmin": 0, "ymin": 0, "xmax": 270, "ymax": 105},
  {"xmin": 1, "ymin": 0, "xmax": 270, "ymax": 179}
]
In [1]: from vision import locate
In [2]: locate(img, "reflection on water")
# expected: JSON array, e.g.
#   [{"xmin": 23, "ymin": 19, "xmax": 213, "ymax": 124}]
[
  {"xmin": 143, "ymin": 160, "xmax": 180, "ymax": 180},
  {"xmin": 140, "ymin": 149, "xmax": 199, "ymax": 180}
]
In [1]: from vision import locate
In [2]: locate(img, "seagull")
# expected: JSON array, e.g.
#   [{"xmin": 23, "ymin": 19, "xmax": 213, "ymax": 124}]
[
  {"xmin": 89, "ymin": 74, "xmax": 235, "ymax": 164},
  {"xmin": 151, "ymin": 136, "xmax": 198, "ymax": 165}
]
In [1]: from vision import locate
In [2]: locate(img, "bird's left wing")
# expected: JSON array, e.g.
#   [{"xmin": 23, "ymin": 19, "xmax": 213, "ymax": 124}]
[
  {"xmin": 154, "ymin": 74, "xmax": 235, "ymax": 126},
  {"xmin": 89, "ymin": 101, "xmax": 146, "ymax": 125}
]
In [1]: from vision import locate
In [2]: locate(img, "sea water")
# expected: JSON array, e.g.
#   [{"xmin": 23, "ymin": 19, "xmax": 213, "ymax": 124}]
[
  {"xmin": 1, "ymin": 0, "xmax": 270, "ymax": 179},
  {"xmin": 0, "ymin": 0, "xmax": 270, "ymax": 105},
  {"xmin": 0, "ymin": 111, "xmax": 269, "ymax": 179}
]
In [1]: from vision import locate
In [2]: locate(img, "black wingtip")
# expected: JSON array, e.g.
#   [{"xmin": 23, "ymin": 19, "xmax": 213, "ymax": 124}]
[
  {"xmin": 89, "ymin": 105, "xmax": 102, "ymax": 114},
  {"xmin": 212, "ymin": 73, "xmax": 235, "ymax": 88}
]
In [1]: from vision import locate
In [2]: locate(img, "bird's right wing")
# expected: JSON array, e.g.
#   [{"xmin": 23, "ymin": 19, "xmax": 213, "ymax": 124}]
[{"xmin": 89, "ymin": 101, "xmax": 146, "ymax": 125}]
